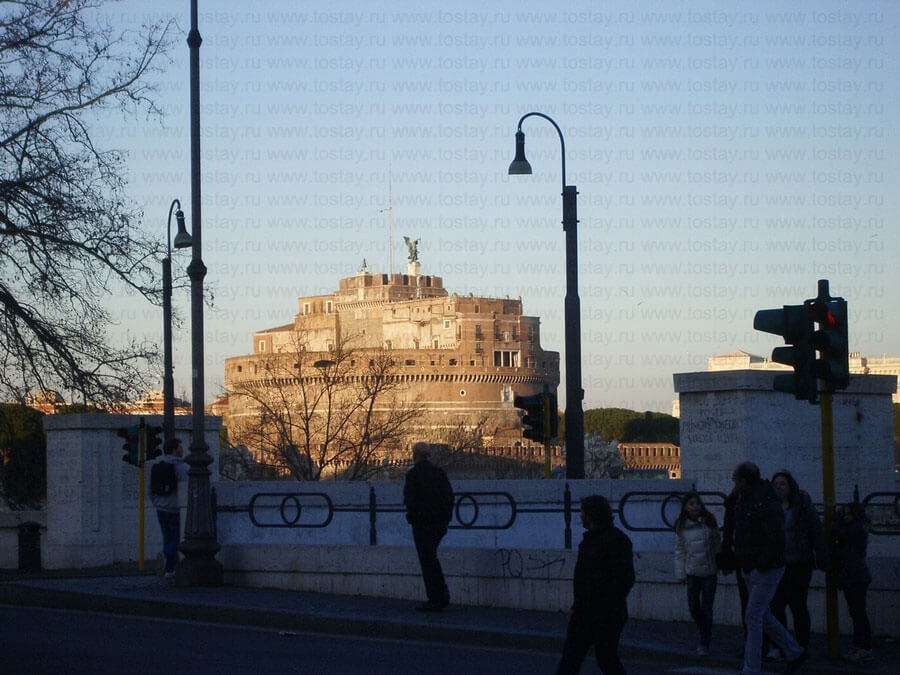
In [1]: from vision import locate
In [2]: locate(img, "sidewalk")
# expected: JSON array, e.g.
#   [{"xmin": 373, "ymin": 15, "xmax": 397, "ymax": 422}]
[{"xmin": 0, "ymin": 567, "xmax": 894, "ymax": 673}]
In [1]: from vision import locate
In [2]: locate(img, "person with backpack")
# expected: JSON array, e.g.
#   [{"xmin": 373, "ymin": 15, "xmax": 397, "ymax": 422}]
[
  {"xmin": 150, "ymin": 437, "xmax": 188, "ymax": 579},
  {"xmin": 403, "ymin": 441, "xmax": 454, "ymax": 612},
  {"xmin": 557, "ymin": 495, "xmax": 635, "ymax": 675},
  {"xmin": 674, "ymin": 492, "xmax": 722, "ymax": 656}
]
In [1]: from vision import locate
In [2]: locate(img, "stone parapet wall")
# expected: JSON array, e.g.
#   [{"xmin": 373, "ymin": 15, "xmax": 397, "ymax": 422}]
[{"xmin": 221, "ymin": 544, "xmax": 897, "ymax": 635}]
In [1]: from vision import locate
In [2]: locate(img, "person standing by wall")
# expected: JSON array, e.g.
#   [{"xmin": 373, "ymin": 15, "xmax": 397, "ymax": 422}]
[
  {"xmin": 674, "ymin": 492, "xmax": 722, "ymax": 656},
  {"xmin": 769, "ymin": 470, "xmax": 826, "ymax": 654},
  {"xmin": 557, "ymin": 495, "xmax": 635, "ymax": 675},
  {"xmin": 731, "ymin": 461, "xmax": 807, "ymax": 675},
  {"xmin": 833, "ymin": 502, "xmax": 874, "ymax": 663},
  {"xmin": 150, "ymin": 437, "xmax": 188, "ymax": 579},
  {"xmin": 403, "ymin": 441, "xmax": 453, "ymax": 612}
]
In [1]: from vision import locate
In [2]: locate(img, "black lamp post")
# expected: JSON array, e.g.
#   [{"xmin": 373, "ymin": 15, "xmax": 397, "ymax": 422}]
[
  {"xmin": 163, "ymin": 199, "xmax": 192, "ymax": 443},
  {"xmin": 508, "ymin": 112, "xmax": 585, "ymax": 479},
  {"xmin": 176, "ymin": 0, "xmax": 222, "ymax": 586}
]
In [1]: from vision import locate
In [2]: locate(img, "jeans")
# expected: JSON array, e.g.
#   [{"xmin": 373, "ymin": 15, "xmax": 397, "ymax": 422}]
[
  {"xmin": 412, "ymin": 523, "xmax": 449, "ymax": 606},
  {"xmin": 156, "ymin": 509, "xmax": 180, "ymax": 574},
  {"xmin": 557, "ymin": 605, "xmax": 627, "ymax": 675},
  {"xmin": 742, "ymin": 567, "xmax": 804, "ymax": 675},
  {"xmin": 842, "ymin": 583, "xmax": 872, "ymax": 650},
  {"xmin": 771, "ymin": 561, "xmax": 814, "ymax": 647},
  {"xmin": 686, "ymin": 574, "xmax": 718, "ymax": 648}
]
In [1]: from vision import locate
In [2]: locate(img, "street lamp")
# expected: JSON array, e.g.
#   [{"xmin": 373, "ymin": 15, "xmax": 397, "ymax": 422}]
[
  {"xmin": 163, "ymin": 199, "xmax": 192, "ymax": 443},
  {"xmin": 508, "ymin": 112, "xmax": 585, "ymax": 479},
  {"xmin": 176, "ymin": 0, "xmax": 222, "ymax": 586}
]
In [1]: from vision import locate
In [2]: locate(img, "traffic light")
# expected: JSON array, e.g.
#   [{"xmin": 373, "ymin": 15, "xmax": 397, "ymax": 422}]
[
  {"xmin": 145, "ymin": 424, "xmax": 163, "ymax": 460},
  {"xmin": 117, "ymin": 424, "xmax": 141, "ymax": 466},
  {"xmin": 753, "ymin": 304, "xmax": 817, "ymax": 403},
  {"xmin": 808, "ymin": 297, "xmax": 849, "ymax": 391},
  {"xmin": 514, "ymin": 393, "xmax": 544, "ymax": 442},
  {"xmin": 546, "ymin": 393, "xmax": 559, "ymax": 441}
]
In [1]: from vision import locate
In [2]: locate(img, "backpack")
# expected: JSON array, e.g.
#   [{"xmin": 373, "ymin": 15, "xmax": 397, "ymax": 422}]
[{"xmin": 150, "ymin": 460, "xmax": 178, "ymax": 497}]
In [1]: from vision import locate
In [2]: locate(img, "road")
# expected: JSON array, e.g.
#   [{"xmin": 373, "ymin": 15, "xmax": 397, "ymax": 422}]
[{"xmin": 1, "ymin": 605, "xmax": 738, "ymax": 674}]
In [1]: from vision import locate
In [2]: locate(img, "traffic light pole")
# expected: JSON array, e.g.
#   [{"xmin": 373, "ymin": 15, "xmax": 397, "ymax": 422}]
[
  {"xmin": 138, "ymin": 418, "xmax": 146, "ymax": 572},
  {"xmin": 820, "ymin": 390, "xmax": 839, "ymax": 658},
  {"xmin": 542, "ymin": 388, "xmax": 551, "ymax": 479}
]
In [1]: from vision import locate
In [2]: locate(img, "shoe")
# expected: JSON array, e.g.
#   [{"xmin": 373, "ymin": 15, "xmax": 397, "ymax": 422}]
[
  {"xmin": 415, "ymin": 602, "xmax": 445, "ymax": 612},
  {"xmin": 695, "ymin": 645, "xmax": 708, "ymax": 656},
  {"xmin": 765, "ymin": 647, "xmax": 784, "ymax": 662},
  {"xmin": 846, "ymin": 648, "xmax": 873, "ymax": 663},
  {"xmin": 782, "ymin": 649, "xmax": 808, "ymax": 674}
]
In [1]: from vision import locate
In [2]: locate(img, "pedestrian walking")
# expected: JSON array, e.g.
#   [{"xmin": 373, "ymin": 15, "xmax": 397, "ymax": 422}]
[
  {"xmin": 674, "ymin": 492, "xmax": 721, "ymax": 656},
  {"xmin": 403, "ymin": 441, "xmax": 454, "ymax": 612},
  {"xmin": 731, "ymin": 461, "xmax": 807, "ymax": 675},
  {"xmin": 833, "ymin": 502, "xmax": 874, "ymax": 663},
  {"xmin": 718, "ymin": 486, "xmax": 751, "ymax": 656},
  {"xmin": 557, "ymin": 495, "xmax": 635, "ymax": 675},
  {"xmin": 149, "ymin": 437, "xmax": 188, "ymax": 579},
  {"xmin": 769, "ymin": 470, "xmax": 826, "ymax": 654}
]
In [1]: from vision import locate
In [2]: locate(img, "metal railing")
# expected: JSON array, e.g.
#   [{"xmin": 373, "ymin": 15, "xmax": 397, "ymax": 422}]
[{"xmin": 216, "ymin": 485, "xmax": 900, "ymax": 548}]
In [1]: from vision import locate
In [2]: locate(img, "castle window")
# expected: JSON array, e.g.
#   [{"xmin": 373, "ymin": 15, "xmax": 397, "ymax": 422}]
[
  {"xmin": 258, "ymin": 340, "xmax": 266, "ymax": 352},
  {"xmin": 237, "ymin": 366, "xmax": 242, "ymax": 373},
  {"xmin": 449, "ymin": 359, "xmax": 457, "ymax": 366},
  {"xmin": 459, "ymin": 389, "xmax": 466, "ymax": 396},
  {"xmin": 432, "ymin": 338, "xmax": 439, "ymax": 349},
  {"xmin": 405, "ymin": 359, "xmax": 415, "ymax": 366},
  {"xmin": 369, "ymin": 359, "xmax": 375, "ymax": 367},
  {"xmin": 384, "ymin": 340, "xmax": 392, "ymax": 350},
  {"xmin": 293, "ymin": 363, "xmax": 300, "ymax": 369},
  {"xmin": 494, "ymin": 351, "xmax": 502, "ymax": 367},
  {"xmin": 350, "ymin": 360, "xmax": 355, "ymax": 366},
  {"xmin": 326, "ymin": 300, "xmax": 333, "ymax": 313},
  {"xmin": 474, "ymin": 305, "xmax": 480, "ymax": 313},
  {"xmin": 469, "ymin": 359, "xmax": 475, "ymax": 365},
  {"xmin": 475, "ymin": 324, "xmax": 482, "ymax": 337},
  {"xmin": 443, "ymin": 320, "xmax": 451, "ymax": 329},
  {"xmin": 303, "ymin": 302, "xmax": 311, "ymax": 315},
  {"xmin": 326, "ymin": 341, "xmax": 334, "ymax": 351}
]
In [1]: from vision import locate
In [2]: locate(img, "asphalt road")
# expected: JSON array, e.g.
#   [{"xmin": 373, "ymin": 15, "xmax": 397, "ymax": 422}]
[{"xmin": 1, "ymin": 605, "xmax": 739, "ymax": 674}]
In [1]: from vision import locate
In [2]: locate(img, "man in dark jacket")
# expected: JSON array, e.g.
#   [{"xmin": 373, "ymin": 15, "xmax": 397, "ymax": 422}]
[
  {"xmin": 731, "ymin": 462, "xmax": 807, "ymax": 675},
  {"xmin": 404, "ymin": 442, "xmax": 453, "ymax": 611},
  {"xmin": 557, "ymin": 495, "xmax": 634, "ymax": 675}
]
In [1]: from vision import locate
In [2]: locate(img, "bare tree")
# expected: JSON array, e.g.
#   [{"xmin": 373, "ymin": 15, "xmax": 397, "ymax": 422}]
[
  {"xmin": 0, "ymin": 1, "xmax": 174, "ymax": 404},
  {"xmin": 227, "ymin": 332, "xmax": 423, "ymax": 480}
]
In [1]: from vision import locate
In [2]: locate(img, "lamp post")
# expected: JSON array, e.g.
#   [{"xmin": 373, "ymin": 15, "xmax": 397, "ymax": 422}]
[
  {"xmin": 508, "ymin": 112, "xmax": 585, "ymax": 479},
  {"xmin": 176, "ymin": 0, "xmax": 222, "ymax": 586},
  {"xmin": 163, "ymin": 199, "xmax": 192, "ymax": 443}
]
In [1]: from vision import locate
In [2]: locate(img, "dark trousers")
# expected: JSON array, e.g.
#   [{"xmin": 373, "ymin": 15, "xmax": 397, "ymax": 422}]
[
  {"xmin": 771, "ymin": 561, "xmax": 813, "ymax": 647},
  {"xmin": 557, "ymin": 607, "xmax": 627, "ymax": 675},
  {"xmin": 412, "ymin": 524, "xmax": 449, "ymax": 606},
  {"xmin": 686, "ymin": 574, "xmax": 718, "ymax": 648},
  {"xmin": 156, "ymin": 509, "xmax": 180, "ymax": 574},
  {"xmin": 842, "ymin": 583, "xmax": 872, "ymax": 650}
]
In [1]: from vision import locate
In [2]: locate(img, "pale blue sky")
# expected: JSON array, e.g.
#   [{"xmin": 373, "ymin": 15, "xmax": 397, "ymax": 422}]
[{"xmin": 101, "ymin": 0, "xmax": 898, "ymax": 412}]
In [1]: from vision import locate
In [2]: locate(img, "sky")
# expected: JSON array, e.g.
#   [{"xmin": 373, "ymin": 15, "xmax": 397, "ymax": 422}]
[{"xmin": 97, "ymin": 0, "xmax": 898, "ymax": 413}]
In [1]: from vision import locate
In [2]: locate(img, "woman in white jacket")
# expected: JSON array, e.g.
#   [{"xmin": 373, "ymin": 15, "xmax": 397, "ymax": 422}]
[{"xmin": 674, "ymin": 492, "xmax": 722, "ymax": 655}]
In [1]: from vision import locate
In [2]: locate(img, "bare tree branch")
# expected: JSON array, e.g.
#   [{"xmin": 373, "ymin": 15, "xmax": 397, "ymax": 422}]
[{"xmin": 0, "ymin": 1, "xmax": 175, "ymax": 404}]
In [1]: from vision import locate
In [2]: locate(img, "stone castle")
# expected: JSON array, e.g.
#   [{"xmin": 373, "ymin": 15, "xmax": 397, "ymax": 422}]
[{"xmin": 220, "ymin": 260, "xmax": 560, "ymax": 469}]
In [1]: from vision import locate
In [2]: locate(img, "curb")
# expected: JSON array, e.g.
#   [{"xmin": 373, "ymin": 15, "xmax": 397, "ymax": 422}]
[{"xmin": 0, "ymin": 582, "xmax": 879, "ymax": 673}]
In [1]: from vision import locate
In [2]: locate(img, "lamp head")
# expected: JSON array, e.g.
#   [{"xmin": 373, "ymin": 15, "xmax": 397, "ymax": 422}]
[
  {"xmin": 172, "ymin": 209, "xmax": 192, "ymax": 249},
  {"xmin": 507, "ymin": 130, "xmax": 532, "ymax": 175}
]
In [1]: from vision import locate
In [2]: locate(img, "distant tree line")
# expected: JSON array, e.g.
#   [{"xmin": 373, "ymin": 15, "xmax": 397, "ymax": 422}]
[{"xmin": 559, "ymin": 407, "xmax": 679, "ymax": 446}]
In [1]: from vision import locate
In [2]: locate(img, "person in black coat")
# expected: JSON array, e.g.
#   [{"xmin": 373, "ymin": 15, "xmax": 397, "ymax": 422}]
[
  {"xmin": 403, "ymin": 442, "xmax": 454, "ymax": 611},
  {"xmin": 731, "ymin": 462, "xmax": 807, "ymax": 675},
  {"xmin": 833, "ymin": 502, "xmax": 873, "ymax": 662},
  {"xmin": 557, "ymin": 495, "xmax": 635, "ymax": 675}
]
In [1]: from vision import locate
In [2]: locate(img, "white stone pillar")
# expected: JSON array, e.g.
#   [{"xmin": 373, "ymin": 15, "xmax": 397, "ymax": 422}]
[{"xmin": 43, "ymin": 413, "xmax": 220, "ymax": 569}]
